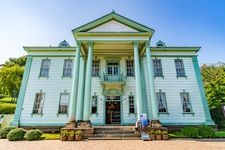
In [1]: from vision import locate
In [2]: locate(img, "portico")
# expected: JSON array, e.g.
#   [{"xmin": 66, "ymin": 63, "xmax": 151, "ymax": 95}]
[{"xmin": 65, "ymin": 11, "xmax": 158, "ymax": 127}]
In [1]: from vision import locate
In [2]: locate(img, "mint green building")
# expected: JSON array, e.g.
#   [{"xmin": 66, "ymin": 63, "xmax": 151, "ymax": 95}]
[{"xmin": 11, "ymin": 12, "xmax": 214, "ymax": 128}]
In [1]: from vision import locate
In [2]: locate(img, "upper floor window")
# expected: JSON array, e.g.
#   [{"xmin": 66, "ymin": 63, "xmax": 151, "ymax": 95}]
[
  {"xmin": 129, "ymin": 95, "xmax": 135, "ymax": 113},
  {"xmin": 180, "ymin": 91, "xmax": 192, "ymax": 113},
  {"xmin": 39, "ymin": 59, "xmax": 50, "ymax": 77},
  {"xmin": 156, "ymin": 91, "xmax": 168, "ymax": 113},
  {"xmin": 58, "ymin": 93, "xmax": 69, "ymax": 114},
  {"xmin": 92, "ymin": 60, "xmax": 100, "ymax": 77},
  {"xmin": 126, "ymin": 59, "xmax": 134, "ymax": 76},
  {"xmin": 63, "ymin": 59, "xmax": 73, "ymax": 77},
  {"xmin": 153, "ymin": 59, "xmax": 163, "ymax": 77},
  {"xmin": 175, "ymin": 59, "xmax": 186, "ymax": 77},
  {"xmin": 91, "ymin": 95, "xmax": 97, "ymax": 113},
  {"xmin": 33, "ymin": 92, "xmax": 45, "ymax": 114}
]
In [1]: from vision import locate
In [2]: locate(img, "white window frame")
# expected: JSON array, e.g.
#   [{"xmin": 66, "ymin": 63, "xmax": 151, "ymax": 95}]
[
  {"xmin": 33, "ymin": 92, "xmax": 45, "ymax": 114},
  {"xmin": 180, "ymin": 91, "xmax": 193, "ymax": 113},
  {"xmin": 175, "ymin": 59, "xmax": 186, "ymax": 77},
  {"xmin": 126, "ymin": 59, "xmax": 134, "ymax": 77},
  {"xmin": 39, "ymin": 59, "xmax": 51, "ymax": 77},
  {"xmin": 156, "ymin": 91, "xmax": 168, "ymax": 113},
  {"xmin": 129, "ymin": 95, "xmax": 135, "ymax": 113},
  {"xmin": 153, "ymin": 59, "xmax": 163, "ymax": 77},
  {"xmin": 58, "ymin": 93, "xmax": 70, "ymax": 114},
  {"xmin": 63, "ymin": 59, "xmax": 73, "ymax": 77},
  {"xmin": 92, "ymin": 60, "xmax": 100, "ymax": 77}
]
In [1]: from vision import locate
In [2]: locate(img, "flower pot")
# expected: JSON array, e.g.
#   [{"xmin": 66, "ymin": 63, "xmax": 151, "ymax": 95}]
[
  {"xmin": 75, "ymin": 135, "xmax": 82, "ymax": 141},
  {"xmin": 60, "ymin": 136, "xmax": 67, "ymax": 141},
  {"xmin": 150, "ymin": 135, "xmax": 155, "ymax": 140},
  {"xmin": 156, "ymin": 135, "xmax": 162, "ymax": 140},
  {"xmin": 67, "ymin": 136, "xmax": 75, "ymax": 141},
  {"xmin": 162, "ymin": 134, "xmax": 169, "ymax": 140}
]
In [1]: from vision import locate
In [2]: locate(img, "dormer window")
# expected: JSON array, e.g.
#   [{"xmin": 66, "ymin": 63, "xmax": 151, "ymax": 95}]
[
  {"xmin": 156, "ymin": 40, "xmax": 166, "ymax": 47},
  {"xmin": 59, "ymin": 40, "xmax": 70, "ymax": 47}
]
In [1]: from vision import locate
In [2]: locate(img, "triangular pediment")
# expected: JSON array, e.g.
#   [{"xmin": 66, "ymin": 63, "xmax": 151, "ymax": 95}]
[
  {"xmin": 72, "ymin": 11, "xmax": 154, "ymax": 34},
  {"xmin": 88, "ymin": 20, "xmax": 138, "ymax": 32}
]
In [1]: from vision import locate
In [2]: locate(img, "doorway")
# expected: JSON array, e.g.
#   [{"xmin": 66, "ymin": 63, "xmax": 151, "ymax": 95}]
[{"xmin": 105, "ymin": 96, "xmax": 121, "ymax": 124}]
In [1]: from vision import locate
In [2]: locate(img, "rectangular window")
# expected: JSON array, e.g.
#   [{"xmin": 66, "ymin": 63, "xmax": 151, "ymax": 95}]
[
  {"xmin": 39, "ymin": 59, "xmax": 50, "ymax": 77},
  {"xmin": 92, "ymin": 60, "xmax": 100, "ymax": 76},
  {"xmin": 63, "ymin": 59, "xmax": 73, "ymax": 77},
  {"xmin": 91, "ymin": 96, "xmax": 97, "ymax": 113},
  {"xmin": 126, "ymin": 60, "xmax": 134, "ymax": 76},
  {"xmin": 33, "ymin": 93, "xmax": 45, "ymax": 114},
  {"xmin": 153, "ymin": 59, "xmax": 163, "ymax": 77},
  {"xmin": 58, "ymin": 93, "xmax": 70, "ymax": 114},
  {"xmin": 175, "ymin": 59, "xmax": 186, "ymax": 77},
  {"xmin": 156, "ymin": 92, "xmax": 168, "ymax": 113},
  {"xmin": 180, "ymin": 92, "xmax": 192, "ymax": 113},
  {"xmin": 129, "ymin": 96, "xmax": 135, "ymax": 113}
]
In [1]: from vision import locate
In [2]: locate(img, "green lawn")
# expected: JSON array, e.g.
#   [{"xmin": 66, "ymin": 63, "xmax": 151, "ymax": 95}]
[
  {"xmin": 0, "ymin": 97, "xmax": 16, "ymax": 114},
  {"xmin": 41, "ymin": 133, "xmax": 60, "ymax": 140},
  {"xmin": 0, "ymin": 97, "xmax": 13, "ymax": 103},
  {"xmin": 169, "ymin": 131, "xmax": 225, "ymax": 138}
]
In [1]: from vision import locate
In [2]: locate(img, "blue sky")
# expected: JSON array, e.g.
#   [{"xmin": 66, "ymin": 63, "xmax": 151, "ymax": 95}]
[{"xmin": 0, "ymin": 0, "xmax": 225, "ymax": 65}]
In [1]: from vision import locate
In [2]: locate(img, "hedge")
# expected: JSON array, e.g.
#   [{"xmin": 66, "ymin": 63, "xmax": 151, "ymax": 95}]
[
  {"xmin": 24, "ymin": 129, "xmax": 43, "ymax": 141},
  {"xmin": 7, "ymin": 128, "xmax": 26, "ymax": 141},
  {"xmin": 0, "ymin": 103, "xmax": 16, "ymax": 114},
  {"xmin": 0, "ymin": 126, "xmax": 17, "ymax": 138}
]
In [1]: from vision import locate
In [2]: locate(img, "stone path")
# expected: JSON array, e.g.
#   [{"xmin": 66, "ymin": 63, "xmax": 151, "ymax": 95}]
[{"xmin": 0, "ymin": 139, "xmax": 225, "ymax": 150}]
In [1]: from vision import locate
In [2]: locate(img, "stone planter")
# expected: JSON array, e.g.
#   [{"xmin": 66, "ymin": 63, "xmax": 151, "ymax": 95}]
[
  {"xmin": 162, "ymin": 134, "xmax": 169, "ymax": 140},
  {"xmin": 150, "ymin": 134, "xmax": 156, "ymax": 140},
  {"xmin": 156, "ymin": 135, "xmax": 162, "ymax": 140},
  {"xmin": 67, "ymin": 136, "xmax": 75, "ymax": 141},
  {"xmin": 75, "ymin": 135, "xmax": 82, "ymax": 141},
  {"xmin": 60, "ymin": 136, "xmax": 67, "ymax": 141}
]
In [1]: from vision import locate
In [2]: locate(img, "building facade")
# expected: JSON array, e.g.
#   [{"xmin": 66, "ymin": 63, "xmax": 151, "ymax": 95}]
[{"xmin": 11, "ymin": 12, "xmax": 214, "ymax": 127}]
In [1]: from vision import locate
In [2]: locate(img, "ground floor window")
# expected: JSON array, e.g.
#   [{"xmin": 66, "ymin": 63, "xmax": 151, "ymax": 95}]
[
  {"xmin": 91, "ymin": 95, "xmax": 97, "ymax": 113},
  {"xmin": 33, "ymin": 92, "xmax": 45, "ymax": 114},
  {"xmin": 58, "ymin": 93, "xmax": 70, "ymax": 114},
  {"xmin": 129, "ymin": 96, "xmax": 135, "ymax": 113},
  {"xmin": 180, "ymin": 91, "xmax": 192, "ymax": 113},
  {"xmin": 156, "ymin": 90, "xmax": 168, "ymax": 113}
]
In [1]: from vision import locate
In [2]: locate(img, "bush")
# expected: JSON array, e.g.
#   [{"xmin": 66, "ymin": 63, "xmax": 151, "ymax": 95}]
[
  {"xmin": 0, "ymin": 94, "xmax": 6, "ymax": 99},
  {"xmin": 181, "ymin": 127, "xmax": 199, "ymax": 138},
  {"xmin": 7, "ymin": 128, "xmax": 26, "ymax": 141},
  {"xmin": 24, "ymin": 129, "xmax": 43, "ymax": 141},
  {"xmin": 0, "ymin": 103, "xmax": 16, "ymax": 114},
  {"xmin": 0, "ymin": 126, "xmax": 16, "ymax": 138},
  {"xmin": 198, "ymin": 126, "xmax": 215, "ymax": 138}
]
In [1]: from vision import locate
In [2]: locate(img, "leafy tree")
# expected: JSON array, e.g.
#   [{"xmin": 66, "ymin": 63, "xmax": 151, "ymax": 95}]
[
  {"xmin": 201, "ymin": 62, "xmax": 225, "ymax": 109},
  {"xmin": 0, "ymin": 56, "xmax": 26, "ymax": 97}
]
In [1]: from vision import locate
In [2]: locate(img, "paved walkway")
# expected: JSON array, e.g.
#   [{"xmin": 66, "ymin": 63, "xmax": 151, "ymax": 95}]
[{"xmin": 0, "ymin": 139, "xmax": 225, "ymax": 150}]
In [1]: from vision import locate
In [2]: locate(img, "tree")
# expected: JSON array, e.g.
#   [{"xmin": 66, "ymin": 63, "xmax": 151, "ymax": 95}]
[
  {"xmin": 0, "ymin": 56, "xmax": 26, "ymax": 97},
  {"xmin": 201, "ymin": 62, "xmax": 225, "ymax": 109}
]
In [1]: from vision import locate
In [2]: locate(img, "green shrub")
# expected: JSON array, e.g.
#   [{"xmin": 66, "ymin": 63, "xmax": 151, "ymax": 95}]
[
  {"xmin": 198, "ymin": 126, "xmax": 215, "ymax": 138},
  {"xmin": 0, "ymin": 94, "xmax": 6, "ymax": 99},
  {"xmin": 0, "ymin": 126, "xmax": 16, "ymax": 138},
  {"xmin": 0, "ymin": 103, "xmax": 16, "ymax": 114},
  {"xmin": 7, "ymin": 128, "xmax": 26, "ymax": 141},
  {"xmin": 181, "ymin": 127, "xmax": 199, "ymax": 138},
  {"xmin": 24, "ymin": 129, "xmax": 43, "ymax": 141}
]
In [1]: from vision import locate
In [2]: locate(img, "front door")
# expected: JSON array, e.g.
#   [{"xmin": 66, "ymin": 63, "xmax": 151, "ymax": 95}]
[
  {"xmin": 107, "ymin": 61, "xmax": 119, "ymax": 81},
  {"xmin": 105, "ymin": 96, "xmax": 121, "ymax": 124}
]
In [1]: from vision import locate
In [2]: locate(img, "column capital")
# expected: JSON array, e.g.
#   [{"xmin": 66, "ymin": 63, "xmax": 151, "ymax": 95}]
[
  {"xmin": 76, "ymin": 41, "xmax": 81, "ymax": 48},
  {"xmin": 145, "ymin": 40, "xmax": 150, "ymax": 48},
  {"xmin": 88, "ymin": 41, "xmax": 94, "ymax": 47},
  {"xmin": 133, "ymin": 41, "xmax": 139, "ymax": 48}
]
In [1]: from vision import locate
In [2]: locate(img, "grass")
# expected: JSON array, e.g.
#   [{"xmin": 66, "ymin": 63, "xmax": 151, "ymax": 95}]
[
  {"xmin": 215, "ymin": 131, "xmax": 225, "ymax": 138},
  {"xmin": 41, "ymin": 133, "xmax": 60, "ymax": 140},
  {"xmin": 169, "ymin": 131, "xmax": 225, "ymax": 138},
  {"xmin": 0, "ymin": 97, "xmax": 16, "ymax": 114}
]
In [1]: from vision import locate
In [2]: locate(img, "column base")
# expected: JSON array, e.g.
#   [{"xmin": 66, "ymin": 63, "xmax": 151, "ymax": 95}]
[
  {"xmin": 79, "ymin": 120, "xmax": 92, "ymax": 128},
  {"xmin": 10, "ymin": 119, "xmax": 19, "ymax": 127},
  {"xmin": 204, "ymin": 119, "xmax": 215, "ymax": 125},
  {"xmin": 65, "ymin": 120, "xmax": 77, "ymax": 128}
]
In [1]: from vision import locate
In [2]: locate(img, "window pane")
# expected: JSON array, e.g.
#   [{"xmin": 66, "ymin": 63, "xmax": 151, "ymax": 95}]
[
  {"xmin": 92, "ymin": 60, "xmax": 100, "ymax": 76},
  {"xmin": 91, "ymin": 96, "xmax": 97, "ymax": 113},
  {"xmin": 33, "ymin": 93, "xmax": 45, "ymax": 114},
  {"xmin": 175, "ymin": 59, "xmax": 185, "ymax": 77},
  {"xmin": 181, "ymin": 92, "xmax": 192, "ymax": 113},
  {"xmin": 59, "ymin": 94, "xmax": 69, "ymax": 113},
  {"xmin": 153, "ymin": 59, "xmax": 163, "ymax": 77},
  {"xmin": 39, "ymin": 59, "xmax": 50, "ymax": 77},
  {"xmin": 129, "ymin": 96, "xmax": 135, "ymax": 113},
  {"xmin": 63, "ymin": 59, "xmax": 73, "ymax": 77},
  {"xmin": 157, "ymin": 92, "xmax": 167, "ymax": 113},
  {"xmin": 126, "ymin": 60, "xmax": 134, "ymax": 76}
]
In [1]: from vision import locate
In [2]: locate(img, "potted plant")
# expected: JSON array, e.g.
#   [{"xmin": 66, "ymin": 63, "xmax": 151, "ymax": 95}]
[
  {"xmin": 155, "ymin": 130, "xmax": 162, "ymax": 140},
  {"xmin": 162, "ymin": 130, "xmax": 169, "ymax": 140},
  {"xmin": 60, "ymin": 130, "xmax": 68, "ymax": 141},
  {"xmin": 149, "ymin": 130, "xmax": 156, "ymax": 140},
  {"xmin": 75, "ymin": 130, "xmax": 82, "ymax": 141},
  {"xmin": 67, "ymin": 131, "xmax": 75, "ymax": 141}
]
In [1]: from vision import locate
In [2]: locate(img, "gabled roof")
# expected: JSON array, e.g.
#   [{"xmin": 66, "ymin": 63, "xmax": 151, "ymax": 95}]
[{"xmin": 72, "ymin": 11, "xmax": 154, "ymax": 34}]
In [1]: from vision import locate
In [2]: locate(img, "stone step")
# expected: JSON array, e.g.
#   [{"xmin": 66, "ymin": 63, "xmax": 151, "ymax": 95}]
[
  {"xmin": 93, "ymin": 133, "xmax": 139, "ymax": 137},
  {"xmin": 94, "ymin": 130, "xmax": 135, "ymax": 134},
  {"xmin": 88, "ymin": 137, "xmax": 140, "ymax": 140}
]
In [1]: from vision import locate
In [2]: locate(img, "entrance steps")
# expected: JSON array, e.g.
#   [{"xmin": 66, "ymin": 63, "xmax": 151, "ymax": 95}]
[{"xmin": 88, "ymin": 126, "xmax": 140, "ymax": 140}]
